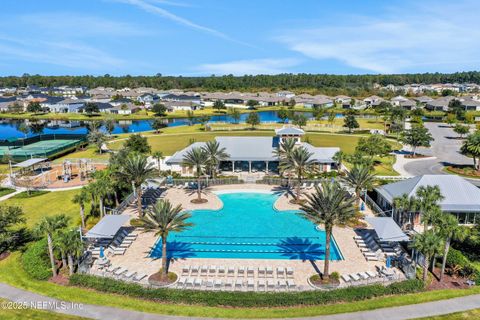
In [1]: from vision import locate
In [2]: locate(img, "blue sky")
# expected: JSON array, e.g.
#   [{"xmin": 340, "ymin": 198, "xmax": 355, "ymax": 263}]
[{"xmin": 0, "ymin": 0, "xmax": 479, "ymax": 76}]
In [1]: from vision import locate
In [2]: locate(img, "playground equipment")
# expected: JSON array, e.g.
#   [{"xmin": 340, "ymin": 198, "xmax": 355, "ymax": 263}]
[{"xmin": 63, "ymin": 160, "xmax": 72, "ymax": 182}]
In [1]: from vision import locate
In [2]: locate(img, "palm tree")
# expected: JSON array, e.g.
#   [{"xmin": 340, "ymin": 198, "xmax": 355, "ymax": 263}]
[
  {"xmin": 411, "ymin": 230, "xmax": 444, "ymax": 283},
  {"xmin": 332, "ymin": 151, "xmax": 346, "ymax": 170},
  {"xmin": 72, "ymin": 188, "xmax": 88, "ymax": 230},
  {"xmin": 343, "ymin": 165, "xmax": 375, "ymax": 206},
  {"xmin": 151, "ymin": 151, "xmax": 164, "ymax": 173},
  {"xmin": 393, "ymin": 194, "xmax": 416, "ymax": 229},
  {"xmin": 280, "ymin": 146, "xmax": 315, "ymax": 202},
  {"xmin": 91, "ymin": 171, "xmax": 114, "ymax": 217},
  {"xmin": 54, "ymin": 229, "xmax": 69, "ymax": 271},
  {"xmin": 438, "ymin": 215, "xmax": 468, "ymax": 281},
  {"xmin": 35, "ymin": 214, "xmax": 70, "ymax": 277},
  {"xmin": 414, "ymin": 185, "xmax": 444, "ymax": 232},
  {"xmin": 64, "ymin": 229, "xmax": 84, "ymax": 275},
  {"xmin": 202, "ymin": 140, "xmax": 229, "ymax": 179},
  {"xmin": 275, "ymin": 138, "xmax": 297, "ymax": 185},
  {"xmin": 118, "ymin": 153, "xmax": 156, "ymax": 216},
  {"xmin": 461, "ymin": 131, "xmax": 480, "ymax": 171},
  {"xmin": 300, "ymin": 181, "xmax": 355, "ymax": 280},
  {"xmin": 182, "ymin": 147, "xmax": 208, "ymax": 202},
  {"xmin": 138, "ymin": 200, "xmax": 193, "ymax": 279}
]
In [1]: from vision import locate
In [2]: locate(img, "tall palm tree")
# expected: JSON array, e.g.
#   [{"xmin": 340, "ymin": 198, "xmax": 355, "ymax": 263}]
[
  {"xmin": 411, "ymin": 230, "xmax": 443, "ymax": 283},
  {"xmin": 438, "ymin": 214, "xmax": 468, "ymax": 281},
  {"xmin": 414, "ymin": 185, "xmax": 444, "ymax": 232},
  {"xmin": 300, "ymin": 181, "xmax": 355, "ymax": 280},
  {"xmin": 393, "ymin": 194, "xmax": 416, "ymax": 229},
  {"xmin": 202, "ymin": 140, "xmax": 229, "ymax": 179},
  {"xmin": 343, "ymin": 165, "xmax": 375, "ymax": 206},
  {"xmin": 461, "ymin": 131, "xmax": 480, "ymax": 171},
  {"xmin": 280, "ymin": 146, "xmax": 315, "ymax": 202},
  {"xmin": 151, "ymin": 151, "xmax": 164, "ymax": 173},
  {"xmin": 54, "ymin": 229, "xmax": 69, "ymax": 271},
  {"xmin": 138, "ymin": 200, "xmax": 193, "ymax": 279},
  {"xmin": 118, "ymin": 153, "xmax": 156, "ymax": 216},
  {"xmin": 72, "ymin": 188, "xmax": 89, "ymax": 230},
  {"xmin": 35, "ymin": 214, "xmax": 70, "ymax": 277},
  {"xmin": 91, "ymin": 171, "xmax": 114, "ymax": 217},
  {"xmin": 182, "ymin": 147, "xmax": 208, "ymax": 202},
  {"xmin": 332, "ymin": 151, "xmax": 346, "ymax": 170},
  {"xmin": 64, "ymin": 229, "xmax": 84, "ymax": 275},
  {"xmin": 274, "ymin": 138, "xmax": 297, "ymax": 185}
]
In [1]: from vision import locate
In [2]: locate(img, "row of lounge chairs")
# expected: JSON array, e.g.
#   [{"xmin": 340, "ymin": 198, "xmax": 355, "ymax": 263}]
[
  {"xmin": 341, "ymin": 267, "xmax": 399, "ymax": 285},
  {"xmin": 103, "ymin": 265, "xmax": 147, "ymax": 282},
  {"xmin": 181, "ymin": 265, "xmax": 294, "ymax": 279},
  {"xmin": 90, "ymin": 229, "xmax": 138, "ymax": 257},
  {"xmin": 177, "ymin": 278, "xmax": 297, "ymax": 291},
  {"xmin": 341, "ymin": 270, "xmax": 379, "ymax": 283},
  {"xmin": 354, "ymin": 231, "xmax": 403, "ymax": 261},
  {"xmin": 142, "ymin": 187, "xmax": 165, "ymax": 208},
  {"xmin": 172, "ymin": 182, "xmax": 200, "ymax": 189}
]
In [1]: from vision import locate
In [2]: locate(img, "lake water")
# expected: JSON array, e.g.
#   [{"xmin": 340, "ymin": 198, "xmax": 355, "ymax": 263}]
[{"xmin": 0, "ymin": 111, "xmax": 343, "ymax": 139}]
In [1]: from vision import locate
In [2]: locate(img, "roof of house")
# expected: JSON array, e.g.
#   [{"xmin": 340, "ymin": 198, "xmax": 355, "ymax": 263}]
[
  {"xmin": 275, "ymin": 127, "xmax": 305, "ymax": 135},
  {"xmin": 375, "ymin": 175, "xmax": 480, "ymax": 212},
  {"xmin": 167, "ymin": 136, "xmax": 339, "ymax": 164}
]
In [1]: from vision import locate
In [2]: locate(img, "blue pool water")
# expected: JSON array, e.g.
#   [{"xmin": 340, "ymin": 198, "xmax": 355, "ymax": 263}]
[{"xmin": 150, "ymin": 192, "xmax": 343, "ymax": 260}]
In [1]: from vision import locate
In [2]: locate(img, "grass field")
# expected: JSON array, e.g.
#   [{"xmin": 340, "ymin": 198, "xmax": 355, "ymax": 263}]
[
  {"xmin": 0, "ymin": 298, "xmax": 86, "ymax": 320},
  {"xmin": 2, "ymin": 189, "xmax": 84, "ymax": 227},
  {"xmin": 0, "ymin": 253, "xmax": 479, "ymax": 319},
  {"xmin": 417, "ymin": 309, "xmax": 480, "ymax": 319}
]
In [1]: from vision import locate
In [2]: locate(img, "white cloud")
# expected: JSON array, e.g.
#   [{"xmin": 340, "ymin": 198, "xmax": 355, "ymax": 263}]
[
  {"xmin": 196, "ymin": 58, "xmax": 300, "ymax": 76},
  {"xmin": 110, "ymin": 0, "xmax": 252, "ymax": 46},
  {"xmin": 0, "ymin": 37, "xmax": 125, "ymax": 70},
  {"xmin": 19, "ymin": 13, "xmax": 148, "ymax": 37},
  {"xmin": 276, "ymin": 1, "xmax": 480, "ymax": 73}
]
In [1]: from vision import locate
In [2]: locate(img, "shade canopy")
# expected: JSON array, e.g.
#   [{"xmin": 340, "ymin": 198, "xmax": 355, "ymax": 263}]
[
  {"xmin": 84, "ymin": 215, "xmax": 131, "ymax": 239},
  {"xmin": 365, "ymin": 217, "xmax": 410, "ymax": 242},
  {"xmin": 13, "ymin": 158, "xmax": 47, "ymax": 168}
]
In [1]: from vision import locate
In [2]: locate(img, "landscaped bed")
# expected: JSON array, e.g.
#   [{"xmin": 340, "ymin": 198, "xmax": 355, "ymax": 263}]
[{"xmin": 445, "ymin": 165, "xmax": 480, "ymax": 178}]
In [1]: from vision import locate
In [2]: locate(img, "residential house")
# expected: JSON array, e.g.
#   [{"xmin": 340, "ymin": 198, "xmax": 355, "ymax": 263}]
[{"xmin": 164, "ymin": 101, "xmax": 202, "ymax": 112}]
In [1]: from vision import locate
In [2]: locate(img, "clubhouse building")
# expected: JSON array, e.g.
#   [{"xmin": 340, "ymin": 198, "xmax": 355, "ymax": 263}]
[
  {"xmin": 373, "ymin": 175, "xmax": 480, "ymax": 228},
  {"xmin": 165, "ymin": 127, "xmax": 339, "ymax": 176}
]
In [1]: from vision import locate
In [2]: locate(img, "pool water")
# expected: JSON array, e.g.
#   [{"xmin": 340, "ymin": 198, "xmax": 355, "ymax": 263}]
[{"xmin": 150, "ymin": 192, "xmax": 343, "ymax": 260}]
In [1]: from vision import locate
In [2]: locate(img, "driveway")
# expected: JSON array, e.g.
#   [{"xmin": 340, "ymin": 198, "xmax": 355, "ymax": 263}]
[{"xmin": 402, "ymin": 122, "xmax": 480, "ymax": 185}]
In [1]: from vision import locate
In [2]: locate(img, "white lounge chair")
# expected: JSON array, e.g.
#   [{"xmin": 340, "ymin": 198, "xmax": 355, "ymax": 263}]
[
  {"xmin": 214, "ymin": 279, "xmax": 223, "ymax": 289},
  {"xmin": 247, "ymin": 267, "xmax": 255, "ymax": 277},
  {"xmin": 194, "ymin": 278, "xmax": 202, "ymax": 288},
  {"xmin": 124, "ymin": 270, "xmax": 136, "ymax": 279},
  {"xmin": 286, "ymin": 267, "xmax": 294, "ymax": 278},
  {"xmin": 190, "ymin": 265, "xmax": 200, "ymax": 275},
  {"xmin": 205, "ymin": 279, "xmax": 214, "ymax": 290},
  {"xmin": 267, "ymin": 280, "xmax": 276, "ymax": 290},
  {"xmin": 257, "ymin": 279, "xmax": 266, "ymax": 291},
  {"xmin": 218, "ymin": 266, "xmax": 226, "ymax": 277},
  {"xmin": 185, "ymin": 278, "xmax": 194, "ymax": 288},
  {"xmin": 366, "ymin": 271, "xmax": 378, "ymax": 278},
  {"xmin": 177, "ymin": 277, "xmax": 186, "ymax": 288},
  {"xmin": 234, "ymin": 279, "xmax": 243, "ymax": 290},
  {"xmin": 133, "ymin": 273, "xmax": 147, "ymax": 282},
  {"xmin": 247, "ymin": 279, "xmax": 255, "ymax": 290},
  {"xmin": 106, "ymin": 265, "xmax": 120, "ymax": 273},
  {"xmin": 209, "ymin": 265, "xmax": 217, "ymax": 276},
  {"xmin": 225, "ymin": 279, "xmax": 233, "ymax": 290},
  {"xmin": 287, "ymin": 280, "xmax": 296, "ymax": 290},
  {"xmin": 113, "ymin": 267, "xmax": 127, "ymax": 277},
  {"xmin": 278, "ymin": 279, "xmax": 287, "ymax": 290},
  {"xmin": 237, "ymin": 266, "xmax": 245, "ymax": 277},
  {"xmin": 200, "ymin": 265, "xmax": 208, "ymax": 276},
  {"xmin": 341, "ymin": 274, "xmax": 351, "ymax": 282},
  {"xmin": 181, "ymin": 266, "xmax": 190, "ymax": 276},
  {"xmin": 227, "ymin": 266, "xmax": 235, "ymax": 277},
  {"xmin": 358, "ymin": 272, "xmax": 369, "ymax": 280},
  {"xmin": 349, "ymin": 273, "xmax": 360, "ymax": 281},
  {"xmin": 266, "ymin": 267, "xmax": 274, "ymax": 278},
  {"xmin": 277, "ymin": 267, "xmax": 285, "ymax": 278}
]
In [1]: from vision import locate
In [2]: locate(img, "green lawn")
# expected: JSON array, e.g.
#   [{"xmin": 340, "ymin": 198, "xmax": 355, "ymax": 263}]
[
  {"xmin": 0, "ymin": 298, "xmax": 86, "ymax": 320},
  {"xmin": 1, "ymin": 253, "xmax": 480, "ymax": 319},
  {"xmin": 2, "ymin": 189, "xmax": 83, "ymax": 227},
  {"xmin": 416, "ymin": 309, "xmax": 480, "ymax": 319},
  {"xmin": 0, "ymin": 187, "xmax": 15, "ymax": 197}
]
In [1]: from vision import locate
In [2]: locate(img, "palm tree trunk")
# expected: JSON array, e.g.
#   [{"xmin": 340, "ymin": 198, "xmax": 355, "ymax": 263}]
[
  {"xmin": 47, "ymin": 234, "xmax": 57, "ymax": 277},
  {"xmin": 67, "ymin": 254, "xmax": 75, "ymax": 275},
  {"xmin": 197, "ymin": 177, "xmax": 202, "ymax": 201},
  {"xmin": 423, "ymin": 256, "xmax": 429, "ymax": 283},
  {"xmin": 440, "ymin": 238, "xmax": 450, "ymax": 282},
  {"xmin": 324, "ymin": 229, "xmax": 331, "ymax": 279},
  {"xmin": 61, "ymin": 252, "xmax": 67, "ymax": 270},
  {"xmin": 412, "ymin": 146, "xmax": 417, "ymax": 157},
  {"xmin": 137, "ymin": 187, "xmax": 143, "ymax": 216},
  {"xmin": 80, "ymin": 205, "xmax": 85, "ymax": 230},
  {"xmin": 99, "ymin": 197, "xmax": 104, "ymax": 218},
  {"xmin": 114, "ymin": 190, "xmax": 120, "ymax": 207},
  {"xmin": 161, "ymin": 235, "xmax": 168, "ymax": 280}
]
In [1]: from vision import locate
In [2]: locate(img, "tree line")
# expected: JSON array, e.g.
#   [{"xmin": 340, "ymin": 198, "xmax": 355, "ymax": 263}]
[{"xmin": 2, "ymin": 71, "xmax": 480, "ymax": 96}]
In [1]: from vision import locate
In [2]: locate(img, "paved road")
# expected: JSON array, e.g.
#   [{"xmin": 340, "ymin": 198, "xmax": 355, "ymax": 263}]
[
  {"xmin": 1, "ymin": 282, "xmax": 480, "ymax": 320},
  {"xmin": 403, "ymin": 122, "xmax": 480, "ymax": 186}
]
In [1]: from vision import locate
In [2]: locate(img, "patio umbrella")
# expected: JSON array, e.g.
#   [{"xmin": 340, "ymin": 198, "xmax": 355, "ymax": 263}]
[
  {"xmin": 386, "ymin": 255, "xmax": 391, "ymax": 268},
  {"xmin": 360, "ymin": 202, "xmax": 365, "ymax": 211},
  {"xmin": 99, "ymin": 246, "xmax": 105, "ymax": 259}
]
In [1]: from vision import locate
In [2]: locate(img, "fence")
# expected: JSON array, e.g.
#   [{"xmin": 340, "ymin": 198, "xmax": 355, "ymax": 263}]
[
  {"xmin": 169, "ymin": 177, "xmax": 243, "ymax": 187},
  {"xmin": 112, "ymin": 191, "xmax": 137, "ymax": 215},
  {"xmin": 365, "ymin": 194, "xmax": 387, "ymax": 216}
]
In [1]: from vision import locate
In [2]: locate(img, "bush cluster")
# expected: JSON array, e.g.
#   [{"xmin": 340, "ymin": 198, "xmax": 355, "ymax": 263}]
[
  {"xmin": 446, "ymin": 248, "xmax": 480, "ymax": 284},
  {"xmin": 21, "ymin": 238, "xmax": 51, "ymax": 280},
  {"xmin": 69, "ymin": 274, "xmax": 424, "ymax": 307}
]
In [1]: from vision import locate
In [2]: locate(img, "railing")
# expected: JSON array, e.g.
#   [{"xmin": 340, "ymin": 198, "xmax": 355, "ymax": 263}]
[
  {"xmin": 169, "ymin": 177, "xmax": 243, "ymax": 187},
  {"xmin": 375, "ymin": 176, "xmax": 409, "ymax": 180},
  {"xmin": 112, "ymin": 191, "xmax": 137, "ymax": 215},
  {"xmin": 365, "ymin": 194, "xmax": 386, "ymax": 216}
]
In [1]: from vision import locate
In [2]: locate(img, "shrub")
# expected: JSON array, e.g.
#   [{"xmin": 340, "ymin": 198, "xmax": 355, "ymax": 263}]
[
  {"xmin": 21, "ymin": 238, "xmax": 51, "ymax": 280},
  {"xmin": 69, "ymin": 274, "xmax": 424, "ymax": 307},
  {"xmin": 447, "ymin": 248, "xmax": 480, "ymax": 283},
  {"xmin": 330, "ymin": 271, "xmax": 340, "ymax": 282},
  {"xmin": 11, "ymin": 190, "xmax": 50, "ymax": 199}
]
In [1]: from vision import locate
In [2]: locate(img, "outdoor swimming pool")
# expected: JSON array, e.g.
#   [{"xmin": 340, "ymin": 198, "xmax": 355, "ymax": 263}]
[{"xmin": 150, "ymin": 191, "xmax": 343, "ymax": 260}]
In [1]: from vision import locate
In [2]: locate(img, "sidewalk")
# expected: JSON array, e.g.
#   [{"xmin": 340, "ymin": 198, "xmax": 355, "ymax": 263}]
[{"xmin": 1, "ymin": 282, "xmax": 479, "ymax": 320}]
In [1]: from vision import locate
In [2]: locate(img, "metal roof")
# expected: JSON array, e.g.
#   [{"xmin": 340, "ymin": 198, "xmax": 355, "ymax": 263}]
[
  {"xmin": 275, "ymin": 127, "xmax": 305, "ymax": 135},
  {"xmin": 13, "ymin": 158, "xmax": 47, "ymax": 168},
  {"xmin": 375, "ymin": 175, "xmax": 480, "ymax": 212},
  {"xmin": 84, "ymin": 215, "xmax": 131, "ymax": 239},
  {"xmin": 365, "ymin": 217, "xmax": 410, "ymax": 242},
  {"xmin": 167, "ymin": 136, "xmax": 339, "ymax": 164}
]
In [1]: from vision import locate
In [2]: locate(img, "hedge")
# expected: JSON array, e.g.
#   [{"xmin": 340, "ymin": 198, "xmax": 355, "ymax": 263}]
[
  {"xmin": 69, "ymin": 274, "xmax": 424, "ymax": 307},
  {"xmin": 21, "ymin": 238, "xmax": 51, "ymax": 280},
  {"xmin": 446, "ymin": 248, "xmax": 480, "ymax": 285}
]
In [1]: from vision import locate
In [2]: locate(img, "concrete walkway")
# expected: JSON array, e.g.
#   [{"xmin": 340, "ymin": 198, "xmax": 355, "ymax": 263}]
[
  {"xmin": 0, "ymin": 189, "xmax": 23, "ymax": 202},
  {"xmin": 1, "ymin": 282, "xmax": 479, "ymax": 320}
]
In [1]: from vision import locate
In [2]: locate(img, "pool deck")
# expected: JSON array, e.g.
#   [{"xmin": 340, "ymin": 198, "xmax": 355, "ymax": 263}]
[{"xmin": 114, "ymin": 184, "xmax": 395, "ymax": 289}]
